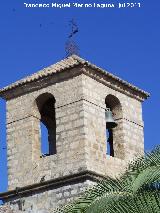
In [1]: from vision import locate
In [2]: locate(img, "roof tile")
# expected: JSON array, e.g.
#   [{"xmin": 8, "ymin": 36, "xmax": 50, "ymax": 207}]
[{"xmin": 0, "ymin": 55, "xmax": 149, "ymax": 99}]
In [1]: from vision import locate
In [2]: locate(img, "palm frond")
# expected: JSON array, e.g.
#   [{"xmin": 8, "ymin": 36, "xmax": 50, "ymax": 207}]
[
  {"xmin": 54, "ymin": 146, "xmax": 160, "ymax": 213},
  {"xmin": 90, "ymin": 191, "xmax": 160, "ymax": 213}
]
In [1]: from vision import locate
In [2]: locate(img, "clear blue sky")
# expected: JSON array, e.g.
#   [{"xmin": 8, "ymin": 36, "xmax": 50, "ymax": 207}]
[{"xmin": 0, "ymin": 0, "xmax": 160, "ymax": 194}]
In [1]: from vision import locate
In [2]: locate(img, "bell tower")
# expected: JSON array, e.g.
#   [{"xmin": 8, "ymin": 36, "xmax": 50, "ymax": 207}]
[{"xmin": 0, "ymin": 55, "xmax": 149, "ymax": 212}]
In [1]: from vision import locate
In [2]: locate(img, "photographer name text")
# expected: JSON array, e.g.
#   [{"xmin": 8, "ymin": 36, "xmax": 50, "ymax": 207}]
[{"xmin": 23, "ymin": 2, "xmax": 141, "ymax": 9}]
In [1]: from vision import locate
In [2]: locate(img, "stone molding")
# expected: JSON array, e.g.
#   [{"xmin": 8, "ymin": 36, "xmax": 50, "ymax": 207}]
[{"xmin": 0, "ymin": 170, "xmax": 106, "ymax": 201}]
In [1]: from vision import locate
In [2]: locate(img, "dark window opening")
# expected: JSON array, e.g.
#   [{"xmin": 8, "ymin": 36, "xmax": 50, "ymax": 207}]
[
  {"xmin": 41, "ymin": 122, "xmax": 49, "ymax": 155},
  {"xmin": 36, "ymin": 93, "xmax": 56, "ymax": 156},
  {"xmin": 106, "ymin": 128, "xmax": 114, "ymax": 157},
  {"xmin": 105, "ymin": 94, "xmax": 122, "ymax": 158},
  {"xmin": 105, "ymin": 95, "xmax": 119, "ymax": 158}
]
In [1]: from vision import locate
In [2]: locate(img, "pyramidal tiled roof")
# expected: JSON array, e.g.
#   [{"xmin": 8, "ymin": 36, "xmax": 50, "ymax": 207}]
[{"xmin": 0, "ymin": 55, "xmax": 149, "ymax": 98}]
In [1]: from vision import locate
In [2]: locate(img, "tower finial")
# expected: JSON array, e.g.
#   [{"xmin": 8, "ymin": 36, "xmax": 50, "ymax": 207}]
[{"xmin": 65, "ymin": 19, "xmax": 80, "ymax": 57}]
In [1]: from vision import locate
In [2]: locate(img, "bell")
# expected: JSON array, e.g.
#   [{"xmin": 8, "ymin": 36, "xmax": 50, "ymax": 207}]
[{"xmin": 105, "ymin": 108, "xmax": 117, "ymax": 129}]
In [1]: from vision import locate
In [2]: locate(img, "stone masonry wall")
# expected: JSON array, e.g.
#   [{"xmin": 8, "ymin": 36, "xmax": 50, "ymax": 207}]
[
  {"xmin": 81, "ymin": 73, "xmax": 144, "ymax": 177},
  {"xmin": 7, "ymin": 180, "xmax": 94, "ymax": 213},
  {"xmin": 6, "ymin": 71, "xmax": 144, "ymax": 193},
  {"xmin": 6, "ymin": 74, "xmax": 87, "ymax": 190},
  {"xmin": 0, "ymin": 205, "xmax": 13, "ymax": 213}
]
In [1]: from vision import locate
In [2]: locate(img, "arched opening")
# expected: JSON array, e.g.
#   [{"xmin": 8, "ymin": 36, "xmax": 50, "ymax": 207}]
[
  {"xmin": 36, "ymin": 93, "xmax": 56, "ymax": 156},
  {"xmin": 40, "ymin": 122, "xmax": 49, "ymax": 154},
  {"xmin": 106, "ymin": 128, "xmax": 114, "ymax": 157},
  {"xmin": 105, "ymin": 95, "xmax": 122, "ymax": 157}
]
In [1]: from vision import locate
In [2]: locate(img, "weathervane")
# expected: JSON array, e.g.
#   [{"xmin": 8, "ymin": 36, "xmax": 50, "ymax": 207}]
[{"xmin": 65, "ymin": 19, "xmax": 80, "ymax": 57}]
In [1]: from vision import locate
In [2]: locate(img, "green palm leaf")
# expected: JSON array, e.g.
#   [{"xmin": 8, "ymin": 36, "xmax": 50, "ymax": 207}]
[{"xmin": 54, "ymin": 146, "xmax": 160, "ymax": 213}]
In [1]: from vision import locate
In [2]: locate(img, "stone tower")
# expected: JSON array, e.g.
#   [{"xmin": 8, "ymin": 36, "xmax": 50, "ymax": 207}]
[{"xmin": 0, "ymin": 55, "xmax": 149, "ymax": 212}]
